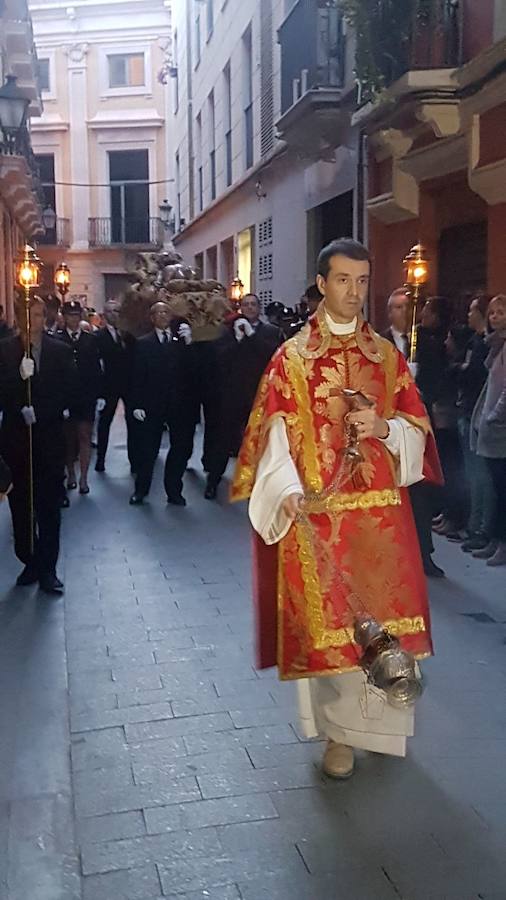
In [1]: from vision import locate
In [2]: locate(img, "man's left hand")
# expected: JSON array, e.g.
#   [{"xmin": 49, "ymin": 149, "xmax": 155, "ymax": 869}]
[
  {"xmin": 96, "ymin": 398, "xmax": 106, "ymax": 413},
  {"xmin": 346, "ymin": 407, "xmax": 389, "ymax": 441}
]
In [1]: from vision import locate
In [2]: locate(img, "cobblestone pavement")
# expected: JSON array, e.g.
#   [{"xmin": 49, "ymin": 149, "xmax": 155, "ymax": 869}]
[{"xmin": 1, "ymin": 419, "xmax": 506, "ymax": 900}]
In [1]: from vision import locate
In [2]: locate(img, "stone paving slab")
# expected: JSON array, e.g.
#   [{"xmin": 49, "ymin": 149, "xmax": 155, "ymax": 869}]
[{"xmin": 3, "ymin": 419, "xmax": 506, "ymax": 899}]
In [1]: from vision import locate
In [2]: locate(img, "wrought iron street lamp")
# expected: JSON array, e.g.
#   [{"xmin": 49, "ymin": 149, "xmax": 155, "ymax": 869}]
[
  {"xmin": 403, "ymin": 242, "xmax": 429, "ymax": 364},
  {"xmin": 54, "ymin": 262, "xmax": 71, "ymax": 298},
  {"xmin": 42, "ymin": 205, "xmax": 57, "ymax": 232},
  {"xmin": 0, "ymin": 75, "xmax": 30, "ymax": 148}
]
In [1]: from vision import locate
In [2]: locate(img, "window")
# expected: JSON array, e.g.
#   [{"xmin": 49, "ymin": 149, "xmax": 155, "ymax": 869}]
[
  {"xmin": 242, "ymin": 25, "xmax": 254, "ymax": 169},
  {"xmin": 109, "ymin": 149, "xmax": 149, "ymax": 244},
  {"xmin": 38, "ymin": 59, "xmax": 50, "ymax": 93},
  {"xmin": 108, "ymin": 53, "xmax": 145, "ymax": 88},
  {"xmin": 36, "ymin": 154, "xmax": 57, "ymax": 244},
  {"xmin": 258, "ymin": 217, "xmax": 273, "ymax": 247},
  {"xmin": 223, "ymin": 62, "xmax": 232, "ymax": 187},
  {"xmin": 206, "ymin": 0, "xmax": 214, "ymax": 39},
  {"xmin": 208, "ymin": 90, "xmax": 216, "ymax": 201},
  {"xmin": 195, "ymin": 12, "xmax": 201, "ymax": 66},
  {"xmin": 258, "ymin": 253, "xmax": 273, "ymax": 281},
  {"xmin": 196, "ymin": 112, "xmax": 203, "ymax": 212}
]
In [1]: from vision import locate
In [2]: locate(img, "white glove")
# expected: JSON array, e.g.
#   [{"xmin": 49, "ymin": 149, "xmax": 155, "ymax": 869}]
[
  {"xmin": 21, "ymin": 405, "xmax": 36, "ymax": 426},
  {"xmin": 178, "ymin": 323, "xmax": 192, "ymax": 345},
  {"xmin": 233, "ymin": 318, "xmax": 254, "ymax": 342},
  {"xmin": 19, "ymin": 356, "xmax": 35, "ymax": 380},
  {"xmin": 133, "ymin": 409, "xmax": 146, "ymax": 422},
  {"xmin": 63, "ymin": 409, "xmax": 70, "ymax": 420},
  {"xmin": 96, "ymin": 398, "xmax": 106, "ymax": 413}
]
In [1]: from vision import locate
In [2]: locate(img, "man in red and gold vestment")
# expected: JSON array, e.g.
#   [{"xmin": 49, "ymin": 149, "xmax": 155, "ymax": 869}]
[{"xmin": 231, "ymin": 239, "xmax": 441, "ymax": 779}]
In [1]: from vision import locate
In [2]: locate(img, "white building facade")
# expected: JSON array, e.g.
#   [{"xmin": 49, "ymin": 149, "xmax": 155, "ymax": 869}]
[
  {"xmin": 28, "ymin": 0, "xmax": 171, "ymax": 308},
  {"xmin": 169, "ymin": 0, "xmax": 360, "ymax": 308}
]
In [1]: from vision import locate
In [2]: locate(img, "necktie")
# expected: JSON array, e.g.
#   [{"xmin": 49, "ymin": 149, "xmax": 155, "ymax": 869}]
[
  {"xmin": 72, "ymin": 332, "xmax": 79, "ymax": 342},
  {"xmin": 162, "ymin": 331, "xmax": 169, "ymax": 343},
  {"xmin": 402, "ymin": 334, "xmax": 410, "ymax": 359}
]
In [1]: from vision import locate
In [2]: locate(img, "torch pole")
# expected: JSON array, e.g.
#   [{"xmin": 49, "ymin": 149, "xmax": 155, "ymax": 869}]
[
  {"xmin": 23, "ymin": 280, "xmax": 35, "ymax": 557},
  {"xmin": 409, "ymin": 284, "xmax": 420, "ymax": 365}
]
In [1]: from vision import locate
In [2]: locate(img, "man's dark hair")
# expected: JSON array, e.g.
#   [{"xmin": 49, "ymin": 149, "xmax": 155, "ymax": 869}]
[
  {"xmin": 304, "ymin": 283, "xmax": 323, "ymax": 303},
  {"xmin": 317, "ymin": 238, "xmax": 371, "ymax": 281}
]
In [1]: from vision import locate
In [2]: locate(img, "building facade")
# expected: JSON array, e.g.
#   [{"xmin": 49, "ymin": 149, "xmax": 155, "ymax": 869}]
[
  {"xmin": 0, "ymin": 0, "xmax": 43, "ymax": 325},
  {"xmin": 28, "ymin": 0, "xmax": 171, "ymax": 309},
  {"xmin": 168, "ymin": 0, "xmax": 359, "ymax": 309},
  {"xmin": 356, "ymin": 0, "xmax": 506, "ymax": 327}
]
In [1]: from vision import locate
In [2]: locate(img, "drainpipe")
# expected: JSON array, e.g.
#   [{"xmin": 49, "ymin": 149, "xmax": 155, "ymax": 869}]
[{"xmin": 185, "ymin": 0, "xmax": 195, "ymax": 221}]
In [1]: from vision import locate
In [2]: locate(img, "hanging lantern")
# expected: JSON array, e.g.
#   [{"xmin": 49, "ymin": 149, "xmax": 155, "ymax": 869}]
[
  {"xmin": 54, "ymin": 261, "xmax": 71, "ymax": 296},
  {"xmin": 403, "ymin": 243, "xmax": 429, "ymax": 288}
]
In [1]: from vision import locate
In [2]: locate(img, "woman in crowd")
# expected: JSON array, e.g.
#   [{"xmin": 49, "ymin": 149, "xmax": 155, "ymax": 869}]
[
  {"xmin": 416, "ymin": 296, "xmax": 466, "ymax": 538},
  {"xmin": 457, "ymin": 294, "xmax": 496, "ymax": 552},
  {"xmin": 471, "ymin": 294, "xmax": 506, "ymax": 566}
]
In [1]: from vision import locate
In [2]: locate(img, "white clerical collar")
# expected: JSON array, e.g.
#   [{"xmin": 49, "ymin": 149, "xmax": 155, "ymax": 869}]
[{"xmin": 324, "ymin": 310, "xmax": 357, "ymax": 335}]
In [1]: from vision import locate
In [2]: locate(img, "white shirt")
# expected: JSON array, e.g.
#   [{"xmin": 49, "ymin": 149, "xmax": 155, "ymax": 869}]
[
  {"xmin": 155, "ymin": 327, "xmax": 172, "ymax": 343},
  {"xmin": 106, "ymin": 323, "xmax": 119, "ymax": 343},
  {"xmin": 390, "ymin": 326, "xmax": 409, "ymax": 358},
  {"xmin": 67, "ymin": 327, "xmax": 81, "ymax": 341}
]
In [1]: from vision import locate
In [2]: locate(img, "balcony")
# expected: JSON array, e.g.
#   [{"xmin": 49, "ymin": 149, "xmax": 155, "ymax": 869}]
[
  {"xmin": 276, "ymin": 0, "xmax": 349, "ymax": 161},
  {"xmin": 88, "ymin": 217, "xmax": 164, "ymax": 249},
  {"xmin": 0, "ymin": 126, "xmax": 43, "ymax": 236},
  {"xmin": 37, "ymin": 218, "xmax": 72, "ymax": 247},
  {"xmin": 352, "ymin": 0, "xmax": 463, "ymax": 105}
]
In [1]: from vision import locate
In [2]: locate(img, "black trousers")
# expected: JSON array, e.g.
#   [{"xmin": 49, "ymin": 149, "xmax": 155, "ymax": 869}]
[
  {"xmin": 409, "ymin": 481, "xmax": 437, "ymax": 562},
  {"xmin": 134, "ymin": 415, "xmax": 195, "ymax": 499},
  {"xmin": 96, "ymin": 393, "xmax": 137, "ymax": 469},
  {"xmin": 187, "ymin": 343, "xmax": 224, "ymax": 480},
  {"xmin": 1, "ymin": 423, "xmax": 64, "ymax": 575},
  {"xmin": 485, "ymin": 457, "xmax": 506, "ymax": 541}
]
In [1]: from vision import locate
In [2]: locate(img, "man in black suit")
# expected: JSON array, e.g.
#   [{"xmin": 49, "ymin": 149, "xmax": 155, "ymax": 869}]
[
  {"xmin": 209, "ymin": 293, "xmax": 283, "ymax": 499},
  {"xmin": 0, "ymin": 296, "xmax": 76, "ymax": 592},
  {"xmin": 95, "ymin": 299, "xmax": 136, "ymax": 473},
  {"xmin": 382, "ymin": 287, "xmax": 444, "ymax": 579},
  {"xmin": 129, "ymin": 301, "xmax": 194, "ymax": 507},
  {"xmin": 56, "ymin": 300, "xmax": 105, "ymax": 495}
]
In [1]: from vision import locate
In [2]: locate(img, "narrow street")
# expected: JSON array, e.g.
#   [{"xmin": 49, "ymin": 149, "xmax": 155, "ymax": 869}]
[{"xmin": 1, "ymin": 418, "xmax": 506, "ymax": 900}]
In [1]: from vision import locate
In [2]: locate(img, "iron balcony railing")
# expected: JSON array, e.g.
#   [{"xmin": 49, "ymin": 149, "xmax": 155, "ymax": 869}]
[
  {"xmin": 88, "ymin": 217, "xmax": 164, "ymax": 248},
  {"xmin": 278, "ymin": 0, "xmax": 347, "ymax": 115},
  {"xmin": 38, "ymin": 217, "xmax": 72, "ymax": 247},
  {"xmin": 348, "ymin": 0, "xmax": 463, "ymax": 102}
]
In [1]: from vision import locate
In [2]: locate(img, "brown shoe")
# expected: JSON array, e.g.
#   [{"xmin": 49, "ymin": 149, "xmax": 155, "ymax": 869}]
[
  {"xmin": 486, "ymin": 543, "xmax": 506, "ymax": 567},
  {"xmin": 322, "ymin": 740, "xmax": 354, "ymax": 779},
  {"xmin": 473, "ymin": 540, "xmax": 498, "ymax": 559}
]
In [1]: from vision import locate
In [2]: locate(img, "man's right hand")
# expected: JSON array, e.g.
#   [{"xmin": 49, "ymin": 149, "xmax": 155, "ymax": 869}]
[
  {"xmin": 19, "ymin": 357, "xmax": 35, "ymax": 380},
  {"xmin": 133, "ymin": 409, "xmax": 146, "ymax": 423},
  {"xmin": 281, "ymin": 493, "xmax": 304, "ymax": 521}
]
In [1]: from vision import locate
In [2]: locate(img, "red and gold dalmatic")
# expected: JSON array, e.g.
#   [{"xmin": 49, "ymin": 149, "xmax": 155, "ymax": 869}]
[{"xmin": 231, "ymin": 307, "xmax": 441, "ymax": 681}]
